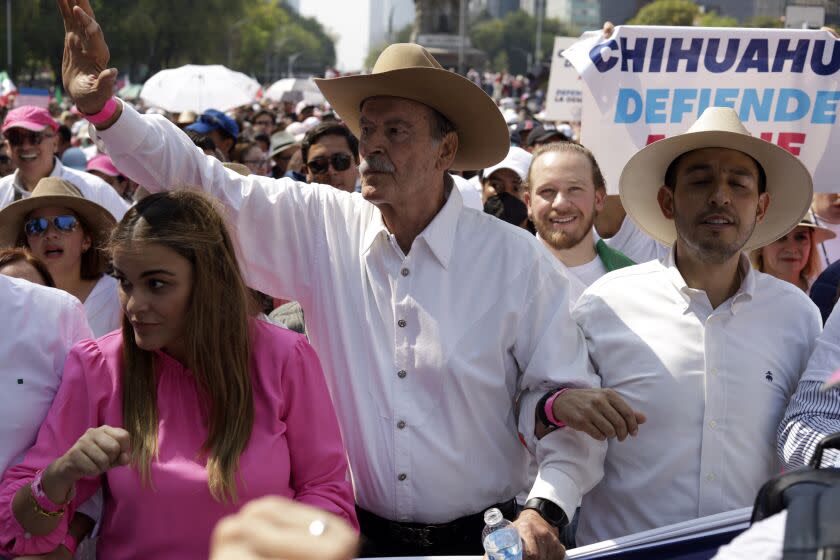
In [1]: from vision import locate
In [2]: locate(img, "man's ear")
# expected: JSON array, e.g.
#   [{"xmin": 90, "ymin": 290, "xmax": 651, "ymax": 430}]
[
  {"xmin": 524, "ymin": 188, "xmax": 533, "ymax": 219},
  {"xmin": 657, "ymin": 185, "xmax": 675, "ymax": 220},
  {"xmin": 594, "ymin": 187, "xmax": 607, "ymax": 214},
  {"xmin": 436, "ymin": 131, "xmax": 458, "ymax": 171},
  {"xmin": 755, "ymin": 192, "xmax": 770, "ymax": 224}
]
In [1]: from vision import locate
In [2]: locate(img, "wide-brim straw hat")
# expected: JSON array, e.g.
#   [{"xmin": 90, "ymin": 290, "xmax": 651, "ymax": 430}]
[
  {"xmin": 0, "ymin": 177, "xmax": 116, "ymax": 247},
  {"xmin": 795, "ymin": 213, "xmax": 836, "ymax": 245},
  {"xmin": 619, "ymin": 107, "xmax": 813, "ymax": 252},
  {"xmin": 314, "ymin": 43, "xmax": 509, "ymax": 171}
]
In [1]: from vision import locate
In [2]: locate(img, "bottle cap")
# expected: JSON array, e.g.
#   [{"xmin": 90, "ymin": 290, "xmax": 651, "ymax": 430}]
[{"xmin": 483, "ymin": 507, "xmax": 504, "ymax": 526}]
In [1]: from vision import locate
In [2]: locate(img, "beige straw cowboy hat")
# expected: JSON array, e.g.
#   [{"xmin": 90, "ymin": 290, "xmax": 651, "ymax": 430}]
[
  {"xmin": 619, "ymin": 107, "xmax": 813, "ymax": 252},
  {"xmin": 314, "ymin": 43, "xmax": 509, "ymax": 171},
  {"xmin": 0, "ymin": 177, "xmax": 116, "ymax": 248}
]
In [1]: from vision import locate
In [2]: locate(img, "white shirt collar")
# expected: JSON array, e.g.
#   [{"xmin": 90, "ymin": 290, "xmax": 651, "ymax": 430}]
[
  {"xmin": 662, "ymin": 246, "xmax": 755, "ymax": 314},
  {"xmin": 361, "ymin": 175, "xmax": 462, "ymax": 270}
]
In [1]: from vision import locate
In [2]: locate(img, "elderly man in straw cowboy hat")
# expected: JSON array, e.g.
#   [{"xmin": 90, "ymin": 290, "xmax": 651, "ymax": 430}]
[
  {"xmin": 531, "ymin": 106, "xmax": 823, "ymax": 545},
  {"xmin": 57, "ymin": 1, "xmax": 603, "ymax": 557}
]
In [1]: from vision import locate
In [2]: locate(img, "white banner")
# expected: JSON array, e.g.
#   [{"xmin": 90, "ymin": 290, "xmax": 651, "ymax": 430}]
[
  {"xmin": 563, "ymin": 26, "xmax": 840, "ymax": 193},
  {"xmin": 545, "ymin": 37, "xmax": 583, "ymax": 122}
]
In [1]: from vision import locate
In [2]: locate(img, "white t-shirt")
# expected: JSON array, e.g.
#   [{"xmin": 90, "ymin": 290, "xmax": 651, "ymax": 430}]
[
  {"xmin": 568, "ymin": 256, "xmax": 608, "ymax": 293},
  {"xmin": 84, "ymin": 274, "xmax": 122, "ymax": 337}
]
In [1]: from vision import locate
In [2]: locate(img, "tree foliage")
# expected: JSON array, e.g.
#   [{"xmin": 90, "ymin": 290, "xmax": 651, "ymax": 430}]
[
  {"xmin": 470, "ymin": 10, "xmax": 577, "ymax": 74},
  {"xmin": 697, "ymin": 11, "xmax": 738, "ymax": 27},
  {"xmin": 0, "ymin": 0, "xmax": 336, "ymax": 85},
  {"xmin": 627, "ymin": 0, "xmax": 699, "ymax": 26},
  {"xmin": 744, "ymin": 15, "xmax": 784, "ymax": 28}
]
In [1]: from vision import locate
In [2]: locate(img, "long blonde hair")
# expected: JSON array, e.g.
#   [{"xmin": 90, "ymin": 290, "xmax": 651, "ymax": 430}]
[
  {"xmin": 750, "ymin": 225, "xmax": 822, "ymax": 291},
  {"xmin": 109, "ymin": 190, "xmax": 253, "ymax": 502}
]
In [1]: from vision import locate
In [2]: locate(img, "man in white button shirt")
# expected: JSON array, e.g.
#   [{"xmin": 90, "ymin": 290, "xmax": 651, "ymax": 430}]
[
  {"xmin": 537, "ymin": 107, "xmax": 823, "ymax": 545},
  {"xmin": 0, "ymin": 106, "xmax": 128, "ymax": 221},
  {"xmin": 0, "ymin": 274, "xmax": 95, "ymax": 560},
  {"xmin": 59, "ymin": 3, "xmax": 604, "ymax": 558}
]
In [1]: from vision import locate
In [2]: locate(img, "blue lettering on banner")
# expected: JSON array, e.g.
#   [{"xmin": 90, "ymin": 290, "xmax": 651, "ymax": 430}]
[
  {"xmin": 616, "ymin": 88, "xmax": 642, "ymax": 123},
  {"xmin": 621, "ymin": 37, "xmax": 647, "ymax": 72},
  {"xmin": 739, "ymin": 89, "xmax": 774, "ymax": 122},
  {"xmin": 592, "ymin": 35, "xmax": 840, "ymax": 75},
  {"xmin": 772, "ymin": 39, "xmax": 808, "ymax": 73},
  {"xmin": 611, "ymin": 87, "xmax": 840, "ymax": 124},
  {"xmin": 666, "ymin": 38, "xmax": 703, "ymax": 72},
  {"xmin": 646, "ymin": 89, "xmax": 669, "ymax": 123},
  {"xmin": 775, "ymin": 88, "xmax": 810, "ymax": 121},
  {"xmin": 704, "ymin": 38, "xmax": 739, "ymax": 73},
  {"xmin": 813, "ymin": 91, "xmax": 840, "ymax": 124},
  {"xmin": 735, "ymin": 39, "xmax": 769, "ymax": 72}
]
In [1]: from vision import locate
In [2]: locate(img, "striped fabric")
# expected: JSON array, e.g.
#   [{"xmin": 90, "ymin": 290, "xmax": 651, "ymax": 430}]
[{"xmin": 778, "ymin": 379, "xmax": 840, "ymax": 468}]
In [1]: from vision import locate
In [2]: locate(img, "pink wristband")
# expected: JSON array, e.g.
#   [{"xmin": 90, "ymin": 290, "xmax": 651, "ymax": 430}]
[
  {"xmin": 83, "ymin": 97, "xmax": 119, "ymax": 126},
  {"xmin": 545, "ymin": 388, "xmax": 570, "ymax": 428}
]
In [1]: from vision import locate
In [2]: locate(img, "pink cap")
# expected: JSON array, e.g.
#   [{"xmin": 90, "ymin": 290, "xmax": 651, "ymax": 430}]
[
  {"xmin": 2, "ymin": 106, "xmax": 59, "ymax": 133},
  {"xmin": 86, "ymin": 154, "xmax": 120, "ymax": 177}
]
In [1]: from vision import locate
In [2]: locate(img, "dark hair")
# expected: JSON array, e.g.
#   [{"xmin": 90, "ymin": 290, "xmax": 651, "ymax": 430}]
[
  {"xmin": 664, "ymin": 150, "xmax": 767, "ymax": 194},
  {"xmin": 301, "ymin": 122, "xmax": 359, "ymax": 164},
  {"xmin": 527, "ymin": 142, "xmax": 606, "ymax": 192},
  {"xmin": 0, "ymin": 248, "xmax": 55, "ymax": 287},
  {"xmin": 230, "ymin": 141, "xmax": 260, "ymax": 165},
  {"xmin": 252, "ymin": 109, "xmax": 275, "ymax": 124},
  {"xmin": 57, "ymin": 125, "xmax": 72, "ymax": 144},
  {"xmin": 186, "ymin": 130, "xmax": 216, "ymax": 152},
  {"xmin": 429, "ymin": 108, "xmax": 457, "ymax": 143}
]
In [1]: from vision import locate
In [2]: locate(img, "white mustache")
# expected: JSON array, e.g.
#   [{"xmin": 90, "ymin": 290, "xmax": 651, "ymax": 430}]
[{"xmin": 359, "ymin": 157, "xmax": 395, "ymax": 174}]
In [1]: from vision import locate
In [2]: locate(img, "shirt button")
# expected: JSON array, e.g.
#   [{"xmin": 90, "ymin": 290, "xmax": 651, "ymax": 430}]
[
  {"xmin": 401, "ymin": 268, "xmax": 410, "ymax": 277},
  {"xmin": 709, "ymin": 420, "xmax": 718, "ymax": 429},
  {"xmin": 397, "ymin": 420, "xmax": 406, "ymax": 429},
  {"xmin": 398, "ymin": 370, "xmax": 407, "ymax": 379},
  {"xmin": 707, "ymin": 473, "xmax": 716, "ymax": 482},
  {"xmin": 398, "ymin": 473, "xmax": 407, "ymax": 481},
  {"xmin": 710, "ymin": 368, "xmax": 718, "ymax": 376},
  {"xmin": 398, "ymin": 319, "xmax": 407, "ymax": 328}
]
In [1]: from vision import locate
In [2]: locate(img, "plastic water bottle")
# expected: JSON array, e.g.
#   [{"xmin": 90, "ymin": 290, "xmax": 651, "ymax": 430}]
[{"xmin": 481, "ymin": 507, "xmax": 522, "ymax": 560}]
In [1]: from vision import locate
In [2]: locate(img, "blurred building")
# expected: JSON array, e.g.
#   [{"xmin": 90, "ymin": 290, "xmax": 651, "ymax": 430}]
[
  {"xmin": 473, "ymin": 0, "xmax": 521, "ymax": 18},
  {"xmin": 521, "ymin": 0, "xmax": 601, "ymax": 29}
]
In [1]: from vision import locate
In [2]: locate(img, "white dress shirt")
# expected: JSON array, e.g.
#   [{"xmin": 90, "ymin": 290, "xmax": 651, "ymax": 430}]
[
  {"xmin": 572, "ymin": 250, "xmax": 821, "ymax": 544},
  {"xmin": 98, "ymin": 103, "xmax": 606, "ymax": 524},
  {"xmin": 0, "ymin": 275, "xmax": 92, "ymax": 475},
  {"xmin": 604, "ymin": 215, "xmax": 669, "ymax": 264},
  {"xmin": 779, "ymin": 297, "xmax": 840, "ymax": 468},
  {"xmin": 712, "ymin": 511, "xmax": 785, "ymax": 560},
  {"xmin": 0, "ymin": 158, "xmax": 129, "ymax": 220},
  {"xmin": 84, "ymin": 274, "xmax": 122, "ymax": 337}
]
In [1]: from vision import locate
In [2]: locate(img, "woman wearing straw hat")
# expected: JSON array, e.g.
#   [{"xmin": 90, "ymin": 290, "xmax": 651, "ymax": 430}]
[
  {"xmin": 0, "ymin": 177, "xmax": 120, "ymax": 336},
  {"xmin": 750, "ymin": 214, "xmax": 836, "ymax": 292}
]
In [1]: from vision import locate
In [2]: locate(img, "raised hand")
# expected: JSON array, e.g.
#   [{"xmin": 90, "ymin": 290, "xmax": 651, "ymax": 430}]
[{"xmin": 57, "ymin": 0, "xmax": 117, "ymax": 114}]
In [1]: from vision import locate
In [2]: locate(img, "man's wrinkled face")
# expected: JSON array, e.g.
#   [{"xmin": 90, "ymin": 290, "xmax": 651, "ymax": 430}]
[
  {"xmin": 526, "ymin": 151, "xmax": 604, "ymax": 251},
  {"xmin": 357, "ymin": 96, "xmax": 452, "ymax": 211},
  {"xmin": 659, "ymin": 147, "xmax": 769, "ymax": 264}
]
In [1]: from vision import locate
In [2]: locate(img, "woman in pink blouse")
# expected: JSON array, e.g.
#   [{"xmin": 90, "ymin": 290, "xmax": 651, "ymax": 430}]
[{"xmin": 0, "ymin": 190, "xmax": 356, "ymax": 559}]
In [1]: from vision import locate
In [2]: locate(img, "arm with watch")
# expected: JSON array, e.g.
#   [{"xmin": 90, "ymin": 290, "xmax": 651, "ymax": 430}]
[{"xmin": 535, "ymin": 387, "xmax": 647, "ymax": 442}]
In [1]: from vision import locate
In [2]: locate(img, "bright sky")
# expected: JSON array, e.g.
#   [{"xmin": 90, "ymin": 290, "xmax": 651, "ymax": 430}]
[{"xmin": 299, "ymin": 0, "xmax": 414, "ymax": 71}]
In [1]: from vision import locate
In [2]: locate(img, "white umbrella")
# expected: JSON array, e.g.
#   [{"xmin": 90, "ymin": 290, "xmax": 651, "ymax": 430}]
[
  {"xmin": 264, "ymin": 78, "xmax": 324, "ymax": 105},
  {"xmin": 140, "ymin": 64, "xmax": 261, "ymax": 113}
]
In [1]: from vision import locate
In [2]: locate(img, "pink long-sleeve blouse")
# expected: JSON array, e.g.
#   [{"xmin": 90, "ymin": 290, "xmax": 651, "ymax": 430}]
[{"xmin": 0, "ymin": 319, "xmax": 357, "ymax": 559}]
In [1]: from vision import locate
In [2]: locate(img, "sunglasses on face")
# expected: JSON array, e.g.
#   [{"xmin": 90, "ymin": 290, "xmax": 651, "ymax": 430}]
[
  {"xmin": 5, "ymin": 129, "xmax": 54, "ymax": 147},
  {"xmin": 306, "ymin": 153, "xmax": 353, "ymax": 175},
  {"xmin": 24, "ymin": 215, "xmax": 79, "ymax": 237}
]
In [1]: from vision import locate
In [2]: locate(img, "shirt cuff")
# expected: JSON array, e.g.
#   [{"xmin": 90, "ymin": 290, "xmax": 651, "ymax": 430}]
[
  {"xmin": 96, "ymin": 101, "xmax": 149, "ymax": 156},
  {"xmin": 527, "ymin": 466, "xmax": 580, "ymax": 520}
]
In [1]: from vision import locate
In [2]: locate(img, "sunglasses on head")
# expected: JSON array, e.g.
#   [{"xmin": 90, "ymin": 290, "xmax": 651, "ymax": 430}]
[
  {"xmin": 307, "ymin": 153, "xmax": 352, "ymax": 175},
  {"xmin": 24, "ymin": 215, "xmax": 79, "ymax": 237},
  {"xmin": 5, "ymin": 129, "xmax": 54, "ymax": 147}
]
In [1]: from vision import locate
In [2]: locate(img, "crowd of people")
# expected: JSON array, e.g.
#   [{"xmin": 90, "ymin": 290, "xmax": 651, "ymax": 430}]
[{"xmin": 1, "ymin": 2, "xmax": 839, "ymax": 559}]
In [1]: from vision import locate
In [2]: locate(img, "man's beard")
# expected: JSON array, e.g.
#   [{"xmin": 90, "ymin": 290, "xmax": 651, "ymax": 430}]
[
  {"xmin": 533, "ymin": 207, "xmax": 596, "ymax": 251},
  {"xmin": 675, "ymin": 208, "xmax": 756, "ymax": 264}
]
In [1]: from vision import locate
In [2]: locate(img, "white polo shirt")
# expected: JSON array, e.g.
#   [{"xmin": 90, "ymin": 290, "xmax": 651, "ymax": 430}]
[
  {"xmin": 0, "ymin": 158, "xmax": 129, "ymax": 220},
  {"xmin": 0, "ymin": 275, "xmax": 92, "ymax": 475},
  {"xmin": 573, "ymin": 249, "xmax": 821, "ymax": 544}
]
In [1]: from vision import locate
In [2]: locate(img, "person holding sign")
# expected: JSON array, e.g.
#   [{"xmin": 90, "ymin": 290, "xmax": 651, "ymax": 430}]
[{"xmin": 538, "ymin": 107, "xmax": 822, "ymax": 544}]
